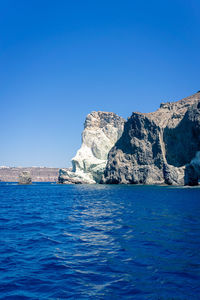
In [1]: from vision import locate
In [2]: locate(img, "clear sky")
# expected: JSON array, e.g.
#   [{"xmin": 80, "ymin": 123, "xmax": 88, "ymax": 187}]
[{"xmin": 0, "ymin": 0, "xmax": 200, "ymax": 167}]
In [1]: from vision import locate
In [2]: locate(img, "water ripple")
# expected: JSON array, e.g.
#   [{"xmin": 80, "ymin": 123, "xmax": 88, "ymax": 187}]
[{"xmin": 0, "ymin": 183, "xmax": 200, "ymax": 299}]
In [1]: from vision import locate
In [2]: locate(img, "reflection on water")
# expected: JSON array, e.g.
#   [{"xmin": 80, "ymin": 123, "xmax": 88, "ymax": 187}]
[{"xmin": 0, "ymin": 183, "xmax": 200, "ymax": 299}]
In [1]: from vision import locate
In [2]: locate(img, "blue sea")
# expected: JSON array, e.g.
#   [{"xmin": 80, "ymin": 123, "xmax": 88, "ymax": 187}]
[{"xmin": 0, "ymin": 183, "xmax": 200, "ymax": 299}]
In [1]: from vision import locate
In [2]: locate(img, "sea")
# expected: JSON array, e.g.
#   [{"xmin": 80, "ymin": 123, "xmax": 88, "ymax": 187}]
[{"xmin": 0, "ymin": 182, "xmax": 200, "ymax": 299}]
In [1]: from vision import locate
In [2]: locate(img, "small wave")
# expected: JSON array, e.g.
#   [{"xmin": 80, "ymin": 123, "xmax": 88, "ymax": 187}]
[{"xmin": 0, "ymin": 183, "xmax": 199, "ymax": 299}]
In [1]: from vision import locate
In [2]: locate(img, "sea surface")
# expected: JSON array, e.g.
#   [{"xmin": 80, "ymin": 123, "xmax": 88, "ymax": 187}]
[{"xmin": 0, "ymin": 183, "xmax": 200, "ymax": 299}]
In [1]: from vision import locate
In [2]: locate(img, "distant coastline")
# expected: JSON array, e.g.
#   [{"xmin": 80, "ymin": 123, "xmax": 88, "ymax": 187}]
[{"xmin": 0, "ymin": 167, "xmax": 60, "ymax": 182}]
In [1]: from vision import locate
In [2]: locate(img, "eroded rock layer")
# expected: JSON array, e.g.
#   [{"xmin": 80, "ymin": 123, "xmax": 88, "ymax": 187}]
[
  {"xmin": 58, "ymin": 111, "xmax": 125, "ymax": 184},
  {"xmin": 103, "ymin": 92, "xmax": 200, "ymax": 185}
]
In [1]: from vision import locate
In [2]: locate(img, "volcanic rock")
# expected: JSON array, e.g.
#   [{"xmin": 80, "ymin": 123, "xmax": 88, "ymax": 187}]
[{"xmin": 103, "ymin": 92, "xmax": 200, "ymax": 185}]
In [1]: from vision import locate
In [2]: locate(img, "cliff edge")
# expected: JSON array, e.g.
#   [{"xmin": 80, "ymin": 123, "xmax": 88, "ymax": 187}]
[{"xmin": 102, "ymin": 92, "xmax": 200, "ymax": 185}]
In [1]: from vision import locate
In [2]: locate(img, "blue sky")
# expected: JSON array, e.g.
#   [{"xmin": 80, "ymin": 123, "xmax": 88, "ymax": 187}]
[{"xmin": 0, "ymin": 0, "xmax": 200, "ymax": 167}]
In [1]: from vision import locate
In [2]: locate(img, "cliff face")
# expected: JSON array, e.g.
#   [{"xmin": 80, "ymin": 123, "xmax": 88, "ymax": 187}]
[
  {"xmin": 103, "ymin": 92, "xmax": 200, "ymax": 185},
  {"xmin": 103, "ymin": 113, "xmax": 165, "ymax": 184},
  {"xmin": 58, "ymin": 111, "xmax": 125, "ymax": 184}
]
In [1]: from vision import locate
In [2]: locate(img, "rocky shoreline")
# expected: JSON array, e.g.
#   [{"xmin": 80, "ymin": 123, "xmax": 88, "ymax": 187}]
[
  {"xmin": 3, "ymin": 93, "xmax": 199, "ymax": 186},
  {"xmin": 59, "ymin": 92, "xmax": 200, "ymax": 186}
]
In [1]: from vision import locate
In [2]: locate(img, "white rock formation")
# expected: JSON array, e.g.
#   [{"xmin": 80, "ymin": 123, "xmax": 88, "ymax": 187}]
[{"xmin": 58, "ymin": 111, "xmax": 125, "ymax": 184}]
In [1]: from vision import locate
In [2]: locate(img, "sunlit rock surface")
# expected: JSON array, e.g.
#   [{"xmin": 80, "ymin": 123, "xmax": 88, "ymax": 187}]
[
  {"xmin": 103, "ymin": 92, "xmax": 200, "ymax": 185},
  {"xmin": 58, "ymin": 111, "xmax": 125, "ymax": 184}
]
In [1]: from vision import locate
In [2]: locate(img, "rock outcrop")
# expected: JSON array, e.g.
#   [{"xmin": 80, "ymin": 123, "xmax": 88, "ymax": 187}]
[
  {"xmin": 58, "ymin": 111, "xmax": 125, "ymax": 184},
  {"xmin": 103, "ymin": 92, "xmax": 200, "ymax": 185},
  {"xmin": 18, "ymin": 171, "xmax": 32, "ymax": 185}
]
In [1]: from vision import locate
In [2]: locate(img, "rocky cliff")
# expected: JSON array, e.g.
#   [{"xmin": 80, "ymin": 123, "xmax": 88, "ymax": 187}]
[
  {"xmin": 103, "ymin": 92, "xmax": 200, "ymax": 185},
  {"xmin": 58, "ymin": 111, "xmax": 125, "ymax": 184}
]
